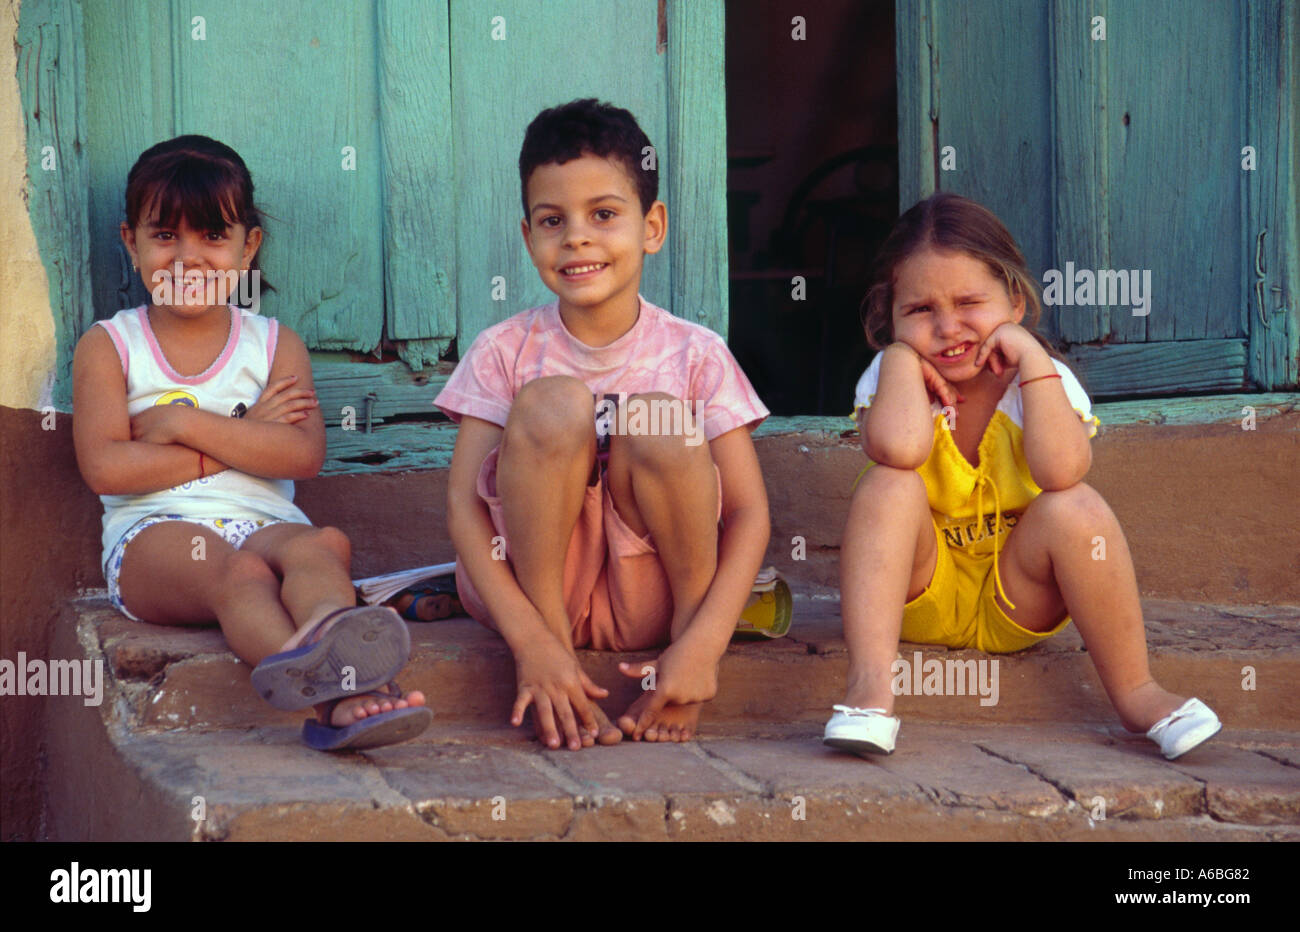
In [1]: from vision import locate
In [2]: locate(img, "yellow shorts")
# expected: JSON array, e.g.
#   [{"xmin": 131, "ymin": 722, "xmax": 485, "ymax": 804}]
[{"xmin": 900, "ymin": 521, "xmax": 1072, "ymax": 653}]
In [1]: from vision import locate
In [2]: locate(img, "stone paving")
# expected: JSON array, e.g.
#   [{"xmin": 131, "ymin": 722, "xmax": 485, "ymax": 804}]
[{"xmin": 44, "ymin": 593, "xmax": 1300, "ymax": 841}]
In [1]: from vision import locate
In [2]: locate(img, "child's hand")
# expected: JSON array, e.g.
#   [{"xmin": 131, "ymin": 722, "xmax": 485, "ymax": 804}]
[
  {"xmin": 973, "ymin": 323, "xmax": 1045, "ymax": 376},
  {"xmin": 618, "ymin": 640, "xmax": 719, "ymax": 712},
  {"xmin": 512, "ymin": 632, "xmax": 609, "ymax": 750},
  {"xmin": 245, "ymin": 374, "xmax": 318, "ymax": 425},
  {"xmin": 130, "ymin": 405, "xmax": 187, "ymax": 444},
  {"xmin": 887, "ymin": 342, "xmax": 964, "ymax": 406}
]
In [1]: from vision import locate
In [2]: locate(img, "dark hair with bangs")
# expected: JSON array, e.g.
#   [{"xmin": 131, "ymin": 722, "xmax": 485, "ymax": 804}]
[
  {"xmin": 860, "ymin": 192, "xmax": 1059, "ymax": 357},
  {"xmin": 518, "ymin": 99, "xmax": 657, "ymax": 219},
  {"xmin": 125, "ymin": 135, "xmax": 270, "ymax": 294}
]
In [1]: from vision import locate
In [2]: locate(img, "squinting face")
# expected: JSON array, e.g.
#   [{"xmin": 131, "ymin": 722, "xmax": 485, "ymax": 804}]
[
  {"xmin": 890, "ymin": 247, "xmax": 1025, "ymax": 383},
  {"xmin": 521, "ymin": 154, "xmax": 664, "ymax": 319},
  {"xmin": 122, "ymin": 207, "xmax": 261, "ymax": 316}
]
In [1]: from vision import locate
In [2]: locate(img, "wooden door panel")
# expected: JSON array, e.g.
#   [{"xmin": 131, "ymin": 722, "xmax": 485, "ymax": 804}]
[
  {"xmin": 171, "ymin": 0, "xmax": 384, "ymax": 350},
  {"xmin": 378, "ymin": 0, "xmax": 456, "ymax": 368},
  {"xmin": 897, "ymin": 0, "xmax": 1297, "ymax": 394},
  {"xmin": 1104, "ymin": 0, "xmax": 1242, "ymax": 344},
  {"xmin": 448, "ymin": 0, "xmax": 670, "ymax": 348}
]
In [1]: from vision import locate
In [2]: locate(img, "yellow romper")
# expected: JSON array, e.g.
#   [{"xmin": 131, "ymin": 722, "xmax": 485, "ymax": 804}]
[{"xmin": 852, "ymin": 355, "xmax": 1100, "ymax": 653}]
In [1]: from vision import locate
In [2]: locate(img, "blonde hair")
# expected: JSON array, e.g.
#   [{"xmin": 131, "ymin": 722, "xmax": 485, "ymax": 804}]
[{"xmin": 860, "ymin": 192, "xmax": 1058, "ymax": 356}]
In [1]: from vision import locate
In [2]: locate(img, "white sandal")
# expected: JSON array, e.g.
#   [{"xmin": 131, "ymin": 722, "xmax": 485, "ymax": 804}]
[
  {"xmin": 823, "ymin": 704, "xmax": 900, "ymax": 755},
  {"xmin": 1146, "ymin": 697, "xmax": 1221, "ymax": 760}
]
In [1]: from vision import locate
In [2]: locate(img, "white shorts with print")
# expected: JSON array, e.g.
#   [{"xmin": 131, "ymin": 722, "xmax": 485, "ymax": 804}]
[{"xmin": 104, "ymin": 514, "xmax": 291, "ymax": 621}]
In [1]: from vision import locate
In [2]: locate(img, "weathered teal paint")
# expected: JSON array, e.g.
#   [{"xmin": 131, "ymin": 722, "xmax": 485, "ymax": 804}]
[
  {"xmin": 895, "ymin": 0, "xmax": 937, "ymax": 209},
  {"xmin": 16, "ymin": 0, "xmax": 94, "ymax": 410},
  {"xmin": 310, "ymin": 357, "xmax": 449, "ymax": 427},
  {"xmin": 317, "ymin": 393, "xmax": 1299, "ymax": 475},
  {"xmin": 81, "ymin": 0, "xmax": 387, "ymax": 353},
  {"xmin": 1244, "ymin": 0, "xmax": 1298, "ymax": 390},
  {"xmin": 182, "ymin": 0, "xmax": 384, "ymax": 351},
  {"xmin": 448, "ymin": 0, "xmax": 671, "ymax": 350},
  {"xmin": 895, "ymin": 0, "xmax": 1298, "ymax": 393},
  {"xmin": 24, "ymin": 0, "xmax": 731, "ymax": 408},
  {"xmin": 1104, "ymin": 0, "xmax": 1240, "ymax": 345},
  {"xmin": 1050, "ymin": 0, "xmax": 1109, "ymax": 346},
  {"xmin": 936, "ymin": 0, "xmax": 1054, "ymax": 280},
  {"xmin": 323, "ymin": 421, "xmax": 459, "ymax": 475},
  {"xmin": 1065, "ymin": 339, "xmax": 1249, "ymax": 396},
  {"xmin": 379, "ymin": 0, "xmax": 455, "ymax": 369},
  {"xmin": 83, "ymin": 0, "xmax": 174, "ymax": 338},
  {"xmin": 666, "ymin": 0, "xmax": 729, "ymax": 335}
]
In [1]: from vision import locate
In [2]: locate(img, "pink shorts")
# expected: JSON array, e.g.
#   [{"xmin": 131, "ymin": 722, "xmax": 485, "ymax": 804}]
[{"xmin": 455, "ymin": 446, "xmax": 721, "ymax": 651}]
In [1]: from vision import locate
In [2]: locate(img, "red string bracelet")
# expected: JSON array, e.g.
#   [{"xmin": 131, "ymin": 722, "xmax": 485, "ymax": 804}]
[
  {"xmin": 1019, "ymin": 374, "xmax": 1062, "ymax": 388},
  {"xmin": 199, "ymin": 452, "xmax": 206, "ymax": 479}
]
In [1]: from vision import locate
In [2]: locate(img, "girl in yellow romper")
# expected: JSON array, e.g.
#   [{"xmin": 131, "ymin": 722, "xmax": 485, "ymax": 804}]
[{"xmin": 823, "ymin": 193, "xmax": 1220, "ymax": 759}]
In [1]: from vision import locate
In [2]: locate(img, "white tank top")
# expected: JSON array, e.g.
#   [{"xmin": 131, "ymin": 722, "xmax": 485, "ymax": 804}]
[{"xmin": 95, "ymin": 305, "xmax": 311, "ymax": 568}]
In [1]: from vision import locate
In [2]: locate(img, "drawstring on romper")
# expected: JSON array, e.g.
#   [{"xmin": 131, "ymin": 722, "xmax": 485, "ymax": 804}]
[
  {"xmin": 974, "ymin": 472, "xmax": 1015, "ymax": 611},
  {"xmin": 850, "ymin": 408, "xmax": 1016, "ymax": 612}
]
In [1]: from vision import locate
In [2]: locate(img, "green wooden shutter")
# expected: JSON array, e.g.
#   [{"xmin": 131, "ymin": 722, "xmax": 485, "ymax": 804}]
[
  {"xmin": 446, "ymin": 0, "xmax": 729, "ymax": 350},
  {"xmin": 897, "ymin": 0, "xmax": 1296, "ymax": 394},
  {"xmin": 27, "ymin": 0, "xmax": 733, "ymax": 416},
  {"xmin": 82, "ymin": 0, "xmax": 386, "ymax": 350},
  {"xmin": 447, "ymin": 0, "xmax": 672, "ymax": 349},
  {"xmin": 379, "ymin": 0, "xmax": 456, "ymax": 369}
]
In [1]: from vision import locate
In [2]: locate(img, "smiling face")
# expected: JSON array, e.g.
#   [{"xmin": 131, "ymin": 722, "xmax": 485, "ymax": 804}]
[
  {"xmin": 521, "ymin": 154, "xmax": 665, "ymax": 331},
  {"xmin": 890, "ymin": 246, "xmax": 1025, "ymax": 383},
  {"xmin": 122, "ymin": 205, "xmax": 261, "ymax": 318}
]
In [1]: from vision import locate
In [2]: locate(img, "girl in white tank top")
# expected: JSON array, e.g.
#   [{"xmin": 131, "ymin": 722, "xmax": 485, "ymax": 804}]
[{"xmin": 72, "ymin": 135, "xmax": 429, "ymax": 751}]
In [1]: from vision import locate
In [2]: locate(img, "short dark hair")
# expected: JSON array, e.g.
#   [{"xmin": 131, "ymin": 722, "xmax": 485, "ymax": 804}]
[
  {"xmin": 125, "ymin": 135, "xmax": 264, "ymax": 236},
  {"xmin": 124, "ymin": 135, "xmax": 272, "ymax": 300},
  {"xmin": 518, "ymin": 99, "xmax": 657, "ymax": 219}
]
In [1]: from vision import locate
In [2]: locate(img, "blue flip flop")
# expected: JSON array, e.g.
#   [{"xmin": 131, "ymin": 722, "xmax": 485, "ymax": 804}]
[
  {"xmin": 301, "ymin": 682, "xmax": 434, "ymax": 751},
  {"xmin": 250, "ymin": 606, "xmax": 411, "ymax": 711}
]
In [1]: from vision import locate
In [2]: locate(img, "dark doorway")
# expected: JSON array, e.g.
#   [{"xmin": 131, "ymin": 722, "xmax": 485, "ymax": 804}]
[{"xmin": 725, "ymin": 0, "xmax": 898, "ymax": 415}]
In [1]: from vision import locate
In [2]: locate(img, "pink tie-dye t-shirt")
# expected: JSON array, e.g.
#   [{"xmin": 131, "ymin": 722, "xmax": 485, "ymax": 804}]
[{"xmin": 434, "ymin": 296, "xmax": 768, "ymax": 442}]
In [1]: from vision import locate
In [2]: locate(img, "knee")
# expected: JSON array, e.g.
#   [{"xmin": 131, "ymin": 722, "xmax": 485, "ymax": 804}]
[
  {"xmin": 853, "ymin": 463, "xmax": 927, "ymax": 505},
  {"xmin": 312, "ymin": 526, "xmax": 352, "ymax": 564},
  {"xmin": 220, "ymin": 550, "xmax": 277, "ymax": 589},
  {"xmin": 506, "ymin": 377, "xmax": 593, "ymax": 451},
  {"xmin": 280, "ymin": 526, "xmax": 352, "ymax": 568},
  {"xmin": 1028, "ymin": 482, "xmax": 1113, "ymax": 531}
]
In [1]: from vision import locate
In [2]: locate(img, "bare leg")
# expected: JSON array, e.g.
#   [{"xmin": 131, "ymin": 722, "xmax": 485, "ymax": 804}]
[
  {"xmin": 605, "ymin": 396, "xmax": 719, "ymax": 639},
  {"xmin": 839, "ymin": 466, "xmax": 938, "ymax": 714},
  {"xmin": 240, "ymin": 524, "xmax": 357, "ymax": 644},
  {"xmin": 118, "ymin": 522, "xmax": 295, "ymax": 662},
  {"xmin": 495, "ymin": 376, "xmax": 614, "ymax": 746},
  {"xmin": 994, "ymin": 482, "xmax": 1184, "ymax": 731},
  {"xmin": 241, "ymin": 523, "xmax": 425, "ymax": 726},
  {"xmin": 496, "ymin": 376, "xmax": 595, "ymax": 649},
  {"xmin": 119, "ymin": 521, "xmax": 422, "ymax": 728},
  {"xmin": 606, "ymin": 394, "xmax": 719, "ymax": 741}
]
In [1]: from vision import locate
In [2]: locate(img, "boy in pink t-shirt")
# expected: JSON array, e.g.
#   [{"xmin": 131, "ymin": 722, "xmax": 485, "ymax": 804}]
[{"xmin": 436, "ymin": 99, "xmax": 770, "ymax": 750}]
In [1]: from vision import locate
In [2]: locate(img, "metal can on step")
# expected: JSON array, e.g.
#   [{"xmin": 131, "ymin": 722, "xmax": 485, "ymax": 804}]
[{"xmin": 735, "ymin": 566, "xmax": 793, "ymax": 638}]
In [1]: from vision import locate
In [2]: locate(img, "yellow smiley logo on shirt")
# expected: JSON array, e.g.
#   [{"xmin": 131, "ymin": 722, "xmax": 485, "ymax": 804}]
[{"xmin": 155, "ymin": 390, "xmax": 199, "ymax": 408}]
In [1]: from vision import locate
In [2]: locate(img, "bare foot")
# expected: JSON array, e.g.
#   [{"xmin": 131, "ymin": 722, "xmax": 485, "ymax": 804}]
[
  {"xmin": 617, "ymin": 692, "xmax": 702, "ymax": 742},
  {"xmin": 592, "ymin": 704, "xmax": 624, "ymax": 745},
  {"xmin": 528, "ymin": 703, "xmax": 622, "ymax": 749},
  {"xmin": 1118, "ymin": 681, "xmax": 1188, "ymax": 733},
  {"xmin": 316, "ymin": 688, "xmax": 426, "ymax": 728}
]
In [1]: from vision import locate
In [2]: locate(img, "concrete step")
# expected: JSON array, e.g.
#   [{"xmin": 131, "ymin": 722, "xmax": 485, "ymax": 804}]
[
  {"xmin": 45, "ymin": 593, "xmax": 1300, "ymax": 840},
  {"xmin": 82, "ymin": 592, "xmax": 1300, "ymax": 732},
  {"xmin": 48, "ymin": 712, "xmax": 1300, "ymax": 841}
]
